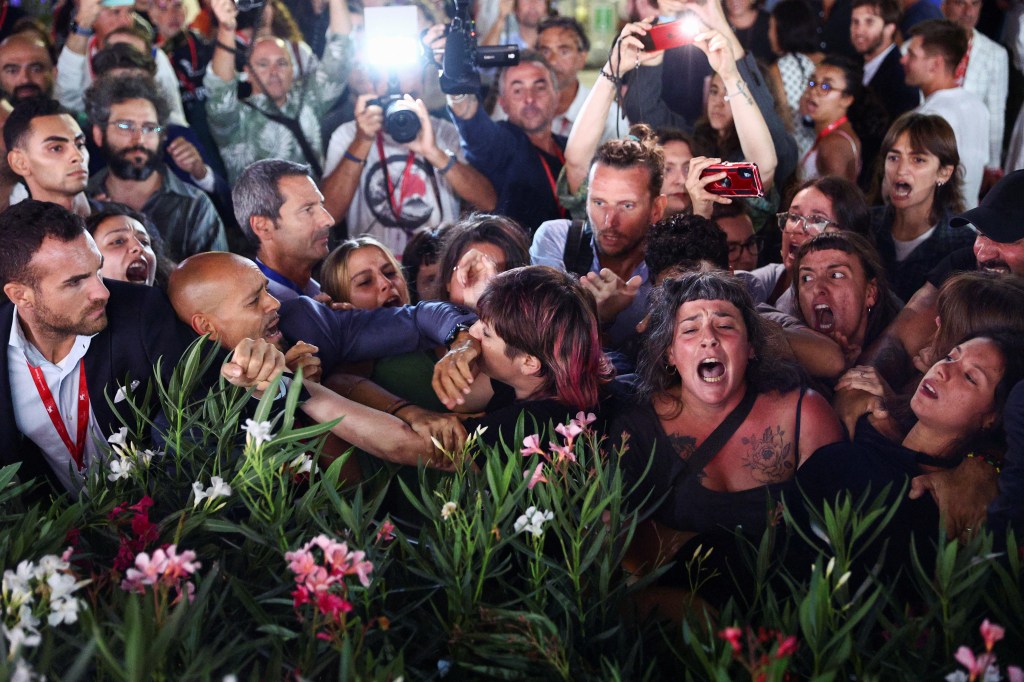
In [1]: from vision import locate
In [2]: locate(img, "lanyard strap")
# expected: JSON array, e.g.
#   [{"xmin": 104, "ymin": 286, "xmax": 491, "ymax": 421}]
[
  {"xmin": 256, "ymin": 259, "xmax": 305, "ymax": 296},
  {"xmin": 536, "ymin": 142, "xmax": 566, "ymax": 219},
  {"xmin": 800, "ymin": 115, "xmax": 849, "ymax": 169},
  {"xmin": 27, "ymin": 361, "xmax": 89, "ymax": 471},
  {"xmin": 376, "ymin": 133, "xmax": 417, "ymax": 221}
]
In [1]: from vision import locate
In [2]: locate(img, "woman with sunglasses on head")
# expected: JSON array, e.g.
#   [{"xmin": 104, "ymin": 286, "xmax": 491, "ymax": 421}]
[
  {"xmin": 871, "ymin": 113, "xmax": 975, "ymax": 302},
  {"xmin": 746, "ymin": 176, "xmax": 871, "ymax": 314}
]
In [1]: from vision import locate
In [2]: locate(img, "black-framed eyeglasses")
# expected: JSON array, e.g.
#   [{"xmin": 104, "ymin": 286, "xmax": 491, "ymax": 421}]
[
  {"xmin": 776, "ymin": 212, "xmax": 838, "ymax": 235},
  {"xmin": 728, "ymin": 235, "xmax": 764, "ymax": 258},
  {"xmin": 109, "ymin": 120, "xmax": 164, "ymax": 136}
]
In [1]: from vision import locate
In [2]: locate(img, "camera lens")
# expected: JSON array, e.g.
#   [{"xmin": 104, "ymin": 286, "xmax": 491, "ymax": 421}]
[
  {"xmin": 384, "ymin": 100, "xmax": 421, "ymax": 144},
  {"xmin": 740, "ymin": 169, "xmax": 753, "ymax": 178},
  {"xmin": 719, "ymin": 176, "xmax": 732, "ymax": 188}
]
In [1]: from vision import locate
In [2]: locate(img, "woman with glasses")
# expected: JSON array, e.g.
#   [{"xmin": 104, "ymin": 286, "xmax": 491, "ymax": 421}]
[
  {"xmin": 871, "ymin": 113, "xmax": 975, "ymax": 302},
  {"xmin": 798, "ymin": 56, "xmax": 863, "ymax": 183},
  {"xmin": 747, "ymin": 176, "xmax": 871, "ymax": 314}
]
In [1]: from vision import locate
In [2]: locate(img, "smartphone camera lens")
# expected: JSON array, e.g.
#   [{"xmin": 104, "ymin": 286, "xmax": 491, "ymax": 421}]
[
  {"xmin": 739, "ymin": 169, "xmax": 753, "ymax": 179},
  {"xmin": 719, "ymin": 176, "xmax": 732, "ymax": 188}
]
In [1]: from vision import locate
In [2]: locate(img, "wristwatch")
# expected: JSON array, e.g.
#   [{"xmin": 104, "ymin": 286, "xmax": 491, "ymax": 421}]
[
  {"xmin": 437, "ymin": 150, "xmax": 457, "ymax": 176},
  {"xmin": 70, "ymin": 21, "xmax": 95, "ymax": 37}
]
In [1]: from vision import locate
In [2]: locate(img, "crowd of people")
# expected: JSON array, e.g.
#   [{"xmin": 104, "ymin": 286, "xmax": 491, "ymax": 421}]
[{"xmin": 0, "ymin": 0, "xmax": 1023, "ymax": 608}]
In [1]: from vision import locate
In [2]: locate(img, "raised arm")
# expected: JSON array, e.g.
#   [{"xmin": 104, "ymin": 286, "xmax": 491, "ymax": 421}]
[{"xmin": 209, "ymin": 0, "xmax": 238, "ymax": 84}]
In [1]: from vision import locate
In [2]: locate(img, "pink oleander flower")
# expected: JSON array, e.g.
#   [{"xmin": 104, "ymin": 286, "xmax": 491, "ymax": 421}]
[
  {"xmin": 285, "ymin": 548, "xmax": 318, "ymax": 583},
  {"xmin": 572, "ymin": 411, "xmax": 597, "ymax": 429},
  {"xmin": 1008, "ymin": 666, "xmax": 1023, "ymax": 682},
  {"xmin": 525, "ymin": 463, "xmax": 548, "ymax": 489},
  {"xmin": 162, "ymin": 546, "xmax": 200, "ymax": 582},
  {"xmin": 776, "ymin": 635, "xmax": 799, "ymax": 658},
  {"xmin": 955, "ymin": 646, "xmax": 995, "ymax": 680},
  {"xmin": 980, "ymin": 619, "xmax": 1005, "ymax": 652},
  {"xmin": 124, "ymin": 548, "xmax": 169, "ymax": 588},
  {"xmin": 555, "ymin": 421, "xmax": 583, "ymax": 445},
  {"xmin": 315, "ymin": 591, "xmax": 353, "ymax": 619},
  {"xmin": 375, "ymin": 519, "xmax": 396, "ymax": 544},
  {"xmin": 719, "ymin": 626, "xmax": 743, "ymax": 653},
  {"xmin": 548, "ymin": 442, "xmax": 576, "ymax": 464},
  {"xmin": 521, "ymin": 434, "xmax": 545, "ymax": 458}
]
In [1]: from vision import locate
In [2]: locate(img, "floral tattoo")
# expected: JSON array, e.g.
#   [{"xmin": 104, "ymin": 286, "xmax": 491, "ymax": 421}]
[{"xmin": 741, "ymin": 426, "xmax": 794, "ymax": 483}]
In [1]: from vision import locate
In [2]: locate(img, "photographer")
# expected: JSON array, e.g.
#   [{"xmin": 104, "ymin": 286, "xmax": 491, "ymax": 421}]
[
  {"xmin": 321, "ymin": 65, "xmax": 496, "ymax": 256},
  {"xmin": 202, "ymin": 0, "xmax": 353, "ymax": 183}
]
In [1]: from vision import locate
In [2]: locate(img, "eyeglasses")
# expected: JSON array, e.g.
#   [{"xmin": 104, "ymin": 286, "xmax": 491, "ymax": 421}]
[
  {"xmin": 806, "ymin": 80, "xmax": 845, "ymax": 95},
  {"xmin": 728, "ymin": 236, "xmax": 763, "ymax": 258},
  {"xmin": 109, "ymin": 120, "xmax": 164, "ymax": 136},
  {"xmin": 776, "ymin": 212, "xmax": 838, "ymax": 235}
]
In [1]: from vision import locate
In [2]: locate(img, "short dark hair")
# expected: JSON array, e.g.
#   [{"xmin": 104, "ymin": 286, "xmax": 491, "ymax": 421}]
[
  {"xmin": 402, "ymin": 225, "xmax": 445, "ymax": 302},
  {"xmin": 436, "ymin": 213, "xmax": 530, "ymax": 300},
  {"xmin": 771, "ymin": 0, "xmax": 822, "ymax": 54},
  {"xmin": 0, "ymin": 200, "xmax": 86, "ymax": 288},
  {"xmin": 537, "ymin": 15, "xmax": 590, "ymax": 52},
  {"xmin": 645, "ymin": 213, "xmax": 729, "ymax": 279},
  {"xmin": 232, "ymin": 159, "xmax": 312, "ymax": 244},
  {"xmin": 850, "ymin": 0, "xmax": 901, "ymax": 28},
  {"xmin": 909, "ymin": 19, "xmax": 968, "ymax": 74},
  {"xmin": 789, "ymin": 175, "xmax": 872, "ymax": 237},
  {"xmin": 91, "ymin": 42, "xmax": 157, "ymax": 77},
  {"xmin": 655, "ymin": 127, "xmax": 693, "ymax": 148},
  {"xmin": 499, "ymin": 50, "xmax": 559, "ymax": 94},
  {"xmin": 3, "ymin": 97, "xmax": 71, "ymax": 152},
  {"xmin": 84, "ymin": 73, "xmax": 171, "ymax": 128},
  {"xmin": 591, "ymin": 123, "xmax": 665, "ymax": 199}
]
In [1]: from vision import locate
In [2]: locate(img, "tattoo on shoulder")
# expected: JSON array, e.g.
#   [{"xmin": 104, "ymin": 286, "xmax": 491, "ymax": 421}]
[
  {"xmin": 668, "ymin": 434, "xmax": 706, "ymax": 480},
  {"xmin": 741, "ymin": 426, "xmax": 794, "ymax": 484}
]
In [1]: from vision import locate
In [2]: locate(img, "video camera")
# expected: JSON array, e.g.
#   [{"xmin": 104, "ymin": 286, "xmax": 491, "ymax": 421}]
[{"xmin": 434, "ymin": 0, "xmax": 520, "ymax": 95}]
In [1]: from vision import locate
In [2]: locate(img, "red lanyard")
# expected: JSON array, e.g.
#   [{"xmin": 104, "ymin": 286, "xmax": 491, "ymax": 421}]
[
  {"xmin": 26, "ymin": 361, "xmax": 89, "ymax": 471},
  {"xmin": 800, "ymin": 115, "xmax": 849, "ymax": 168},
  {"xmin": 955, "ymin": 34, "xmax": 973, "ymax": 87},
  {"xmin": 376, "ymin": 133, "xmax": 417, "ymax": 220},
  {"xmin": 537, "ymin": 142, "xmax": 566, "ymax": 219}
]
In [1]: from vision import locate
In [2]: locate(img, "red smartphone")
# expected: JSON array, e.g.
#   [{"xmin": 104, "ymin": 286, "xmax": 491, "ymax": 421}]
[
  {"xmin": 699, "ymin": 162, "xmax": 765, "ymax": 198},
  {"xmin": 638, "ymin": 18, "xmax": 699, "ymax": 51}
]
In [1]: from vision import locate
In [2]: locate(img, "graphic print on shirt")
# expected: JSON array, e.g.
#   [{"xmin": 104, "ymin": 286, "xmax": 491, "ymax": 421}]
[{"xmin": 363, "ymin": 153, "xmax": 440, "ymax": 232}]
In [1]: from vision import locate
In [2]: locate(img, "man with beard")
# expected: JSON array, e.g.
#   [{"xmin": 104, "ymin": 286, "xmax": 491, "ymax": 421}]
[
  {"xmin": 4, "ymin": 97, "xmax": 93, "ymax": 215},
  {"xmin": 849, "ymin": 0, "xmax": 919, "ymax": 123},
  {"xmin": 0, "ymin": 34, "xmax": 55, "ymax": 104},
  {"xmin": 321, "ymin": 65, "xmax": 495, "ymax": 258},
  {"xmin": 835, "ymin": 169, "xmax": 1024, "ymax": 432},
  {"xmin": 0, "ymin": 200, "xmax": 282, "ymax": 497},
  {"xmin": 447, "ymin": 52, "xmax": 565, "ymax": 234},
  {"xmin": 530, "ymin": 131, "xmax": 666, "ymax": 355},
  {"xmin": 84, "ymin": 74, "xmax": 226, "ymax": 262}
]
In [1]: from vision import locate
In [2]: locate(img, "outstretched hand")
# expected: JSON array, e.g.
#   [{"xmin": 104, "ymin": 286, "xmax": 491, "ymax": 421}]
[{"xmin": 221, "ymin": 338, "xmax": 287, "ymax": 396}]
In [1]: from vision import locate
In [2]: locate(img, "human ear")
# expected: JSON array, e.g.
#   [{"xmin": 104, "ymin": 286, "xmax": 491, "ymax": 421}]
[
  {"xmin": 865, "ymin": 278, "xmax": 878, "ymax": 309},
  {"xmin": 2, "ymin": 281, "xmax": 31, "ymax": 308},
  {"xmin": 7, "ymin": 149, "xmax": 29, "ymax": 178},
  {"xmin": 519, "ymin": 353, "xmax": 542, "ymax": 377},
  {"xmin": 190, "ymin": 313, "xmax": 219, "ymax": 340}
]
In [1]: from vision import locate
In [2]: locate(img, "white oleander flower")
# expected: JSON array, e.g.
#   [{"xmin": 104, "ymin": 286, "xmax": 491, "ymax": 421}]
[
  {"xmin": 107, "ymin": 456, "xmax": 134, "ymax": 482},
  {"xmin": 440, "ymin": 501, "xmax": 458, "ymax": 521},
  {"xmin": 243, "ymin": 419, "xmax": 275, "ymax": 445},
  {"xmin": 193, "ymin": 476, "xmax": 233, "ymax": 508},
  {"xmin": 514, "ymin": 506, "xmax": 554, "ymax": 538}
]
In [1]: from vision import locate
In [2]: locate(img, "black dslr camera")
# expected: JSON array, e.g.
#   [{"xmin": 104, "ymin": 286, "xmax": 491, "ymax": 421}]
[
  {"xmin": 370, "ymin": 77, "xmax": 421, "ymax": 144},
  {"xmin": 434, "ymin": 0, "xmax": 520, "ymax": 95}
]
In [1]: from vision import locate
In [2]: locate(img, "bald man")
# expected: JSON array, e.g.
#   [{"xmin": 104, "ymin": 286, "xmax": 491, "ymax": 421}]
[
  {"xmin": 167, "ymin": 252, "xmax": 466, "ymax": 464},
  {"xmin": 0, "ymin": 34, "xmax": 55, "ymax": 103}
]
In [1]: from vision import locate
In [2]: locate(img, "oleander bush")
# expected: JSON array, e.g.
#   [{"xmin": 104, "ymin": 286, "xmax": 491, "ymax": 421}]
[{"xmin": 0, "ymin": 340, "xmax": 1021, "ymax": 681}]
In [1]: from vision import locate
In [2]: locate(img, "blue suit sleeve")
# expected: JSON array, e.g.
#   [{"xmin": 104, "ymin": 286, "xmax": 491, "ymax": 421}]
[
  {"xmin": 988, "ymin": 380, "xmax": 1024, "ymax": 536},
  {"xmin": 279, "ymin": 298, "xmax": 477, "ymax": 374}
]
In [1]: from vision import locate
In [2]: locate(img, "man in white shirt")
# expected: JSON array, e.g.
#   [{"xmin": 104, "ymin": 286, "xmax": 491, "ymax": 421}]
[
  {"xmin": 941, "ymin": 0, "xmax": 1008, "ymax": 184},
  {"xmin": 902, "ymin": 19, "xmax": 988, "ymax": 208},
  {"xmin": 0, "ymin": 200, "xmax": 280, "ymax": 496}
]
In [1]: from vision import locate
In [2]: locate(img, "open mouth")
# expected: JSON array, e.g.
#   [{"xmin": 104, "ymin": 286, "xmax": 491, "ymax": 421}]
[
  {"xmin": 125, "ymin": 259, "xmax": 150, "ymax": 283},
  {"xmin": 980, "ymin": 260, "xmax": 1010, "ymax": 274},
  {"xmin": 919, "ymin": 380, "xmax": 938, "ymax": 399},
  {"xmin": 813, "ymin": 303, "xmax": 835, "ymax": 332},
  {"xmin": 697, "ymin": 358, "xmax": 725, "ymax": 383},
  {"xmin": 264, "ymin": 317, "xmax": 282, "ymax": 344},
  {"xmin": 382, "ymin": 295, "xmax": 401, "ymax": 308},
  {"xmin": 891, "ymin": 181, "xmax": 912, "ymax": 199}
]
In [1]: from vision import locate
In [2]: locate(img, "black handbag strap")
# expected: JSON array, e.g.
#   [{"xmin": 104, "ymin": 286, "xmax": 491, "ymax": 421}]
[
  {"xmin": 242, "ymin": 101, "xmax": 323, "ymax": 179},
  {"xmin": 668, "ymin": 387, "xmax": 758, "ymax": 489}
]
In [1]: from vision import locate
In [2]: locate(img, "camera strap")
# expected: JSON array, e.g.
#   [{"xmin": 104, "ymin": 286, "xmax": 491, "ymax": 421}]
[
  {"xmin": 536, "ymin": 143, "xmax": 566, "ymax": 219},
  {"xmin": 376, "ymin": 133, "xmax": 421, "ymax": 222},
  {"xmin": 243, "ymin": 101, "xmax": 323, "ymax": 178}
]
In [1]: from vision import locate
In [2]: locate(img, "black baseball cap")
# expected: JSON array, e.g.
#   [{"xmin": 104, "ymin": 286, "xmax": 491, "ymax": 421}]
[{"xmin": 951, "ymin": 169, "xmax": 1024, "ymax": 243}]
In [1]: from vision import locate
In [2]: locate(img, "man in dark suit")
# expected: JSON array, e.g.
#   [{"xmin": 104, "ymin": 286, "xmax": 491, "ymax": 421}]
[
  {"xmin": 851, "ymin": 0, "xmax": 921, "ymax": 123},
  {"xmin": 0, "ymin": 200, "xmax": 283, "ymax": 497}
]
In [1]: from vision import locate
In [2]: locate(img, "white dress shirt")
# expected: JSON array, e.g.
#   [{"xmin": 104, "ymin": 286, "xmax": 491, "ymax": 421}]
[
  {"xmin": 916, "ymin": 87, "xmax": 989, "ymax": 209},
  {"xmin": 961, "ymin": 29, "xmax": 1009, "ymax": 169},
  {"xmin": 8, "ymin": 312, "xmax": 104, "ymax": 494},
  {"xmin": 862, "ymin": 43, "xmax": 895, "ymax": 85}
]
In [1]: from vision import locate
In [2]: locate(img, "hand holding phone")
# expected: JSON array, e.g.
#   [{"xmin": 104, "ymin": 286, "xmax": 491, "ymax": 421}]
[
  {"xmin": 698, "ymin": 162, "xmax": 764, "ymax": 198},
  {"xmin": 637, "ymin": 15, "xmax": 702, "ymax": 51}
]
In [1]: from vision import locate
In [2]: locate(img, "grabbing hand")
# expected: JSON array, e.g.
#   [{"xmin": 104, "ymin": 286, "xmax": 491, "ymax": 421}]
[
  {"xmin": 909, "ymin": 457, "xmax": 999, "ymax": 542},
  {"xmin": 222, "ymin": 338, "xmax": 287, "ymax": 395},
  {"xmin": 580, "ymin": 269, "xmax": 641, "ymax": 325},
  {"xmin": 210, "ymin": 0, "xmax": 238, "ymax": 32},
  {"xmin": 432, "ymin": 332, "xmax": 481, "ymax": 409},
  {"xmin": 394, "ymin": 404, "xmax": 468, "ymax": 458},
  {"xmin": 452, "ymin": 247, "xmax": 498, "ymax": 312},
  {"xmin": 284, "ymin": 340, "xmax": 322, "ymax": 384}
]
